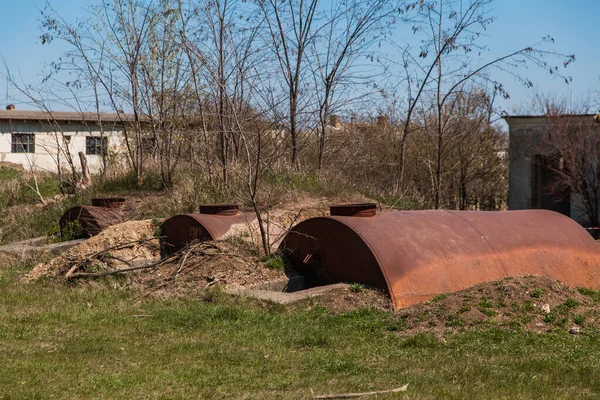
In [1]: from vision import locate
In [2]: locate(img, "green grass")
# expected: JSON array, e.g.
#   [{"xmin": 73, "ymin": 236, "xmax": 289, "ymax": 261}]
[
  {"xmin": 578, "ymin": 287, "xmax": 600, "ymax": 301},
  {"xmin": 265, "ymin": 170, "xmax": 351, "ymax": 198},
  {"xmin": 2, "ymin": 263, "xmax": 600, "ymax": 399},
  {"xmin": 349, "ymin": 283, "xmax": 365, "ymax": 293},
  {"xmin": 0, "ymin": 167, "xmax": 61, "ymax": 209}
]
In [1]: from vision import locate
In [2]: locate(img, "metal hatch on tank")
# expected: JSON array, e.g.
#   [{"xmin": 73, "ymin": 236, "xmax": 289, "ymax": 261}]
[{"xmin": 279, "ymin": 204, "xmax": 600, "ymax": 309}]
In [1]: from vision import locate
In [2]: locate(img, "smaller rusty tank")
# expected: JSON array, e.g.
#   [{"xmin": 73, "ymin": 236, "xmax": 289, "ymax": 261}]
[
  {"xmin": 59, "ymin": 206, "xmax": 124, "ymax": 238},
  {"xmin": 160, "ymin": 204, "xmax": 253, "ymax": 254}
]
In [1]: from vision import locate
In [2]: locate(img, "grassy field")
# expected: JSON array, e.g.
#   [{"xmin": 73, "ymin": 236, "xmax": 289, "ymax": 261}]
[{"xmin": 1, "ymin": 261, "xmax": 600, "ymax": 399}]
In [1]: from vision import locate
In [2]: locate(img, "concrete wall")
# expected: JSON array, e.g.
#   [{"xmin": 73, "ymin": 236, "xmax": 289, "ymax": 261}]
[
  {"xmin": 0, "ymin": 120, "xmax": 125, "ymax": 173},
  {"xmin": 507, "ymin": 117, "xmax": 549, "ymax": 210},
  {"xmin": 506, "ymin": 116, "xmax": 596, "ymax": 225}
]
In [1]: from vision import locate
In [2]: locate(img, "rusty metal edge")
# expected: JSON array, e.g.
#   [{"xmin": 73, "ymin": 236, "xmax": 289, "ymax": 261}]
[{"xmin": 318, "ymin": 216, "xmax": 397, "ymax": 307}]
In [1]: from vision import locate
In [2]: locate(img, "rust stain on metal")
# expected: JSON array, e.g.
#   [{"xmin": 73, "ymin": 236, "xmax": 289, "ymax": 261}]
[
  {"xmin": 59, "ymin": 206, "xmax": 124, "ymax": 238},
  {"xmin": 280, "ymin": 209, "xmax": 600, "ymax": 309},
  {"xmin": 160, "ymin": 205, "xmax": 253, "ymax": 253}
]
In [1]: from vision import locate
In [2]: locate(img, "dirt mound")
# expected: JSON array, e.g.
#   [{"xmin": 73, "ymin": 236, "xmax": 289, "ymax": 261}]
[
  {"xmin": 25, "ymin": 221, "xmax": 286, "ymax": 299},
  {"xmin": 24, "ymin": 219, "xmax": 160, "ymax": 281},
  {"xmin": 291, "ymin": 285, "xmax": 393, "ymax": 313},
  {"xmin": 394, "ymin": 276, "xmax": 600, "ymax": 334},
  {"xmin": 126, "ymin": 239, "xmax": 287, "ymax": 298}
]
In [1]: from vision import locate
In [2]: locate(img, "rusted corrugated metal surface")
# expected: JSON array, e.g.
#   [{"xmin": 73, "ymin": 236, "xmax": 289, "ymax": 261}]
[
  {"xmin": 59, "ymin": 206, "xmax": 124, "ymax": 238},
  {"xmin": 160, "ymin": 205, "xmax": 253, "ymax": 253},
  {"xmin": 280, "ymin": 208, "xmax": 600, "ymax": 309}
]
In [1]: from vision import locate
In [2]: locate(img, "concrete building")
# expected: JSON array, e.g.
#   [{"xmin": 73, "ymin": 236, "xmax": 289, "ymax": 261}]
[
  {"xmin": 0, "ymin": 105, "xmax": 131, "ymax": 173},
  {"xmin": 504, "ymin": 114, "xmax": 599, "ymax": 225}
]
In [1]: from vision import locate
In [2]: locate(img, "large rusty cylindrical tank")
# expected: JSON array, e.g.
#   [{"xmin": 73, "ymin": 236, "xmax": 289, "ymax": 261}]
[
  {"xmin": 160, "ymin": 204, "xmax": 253, "ymax": 254},
  {"xmin": 280, "ymin": 204, "xmax": 600, "ymax": 309},
  {"xmin": 59, "ymin": 206, "xmax": 124, "ymax": 239}
]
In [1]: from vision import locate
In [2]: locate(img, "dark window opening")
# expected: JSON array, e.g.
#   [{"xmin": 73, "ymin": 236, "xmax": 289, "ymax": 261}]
[
  {"xmin": 532, "ymin": 154, "xmax": 570, "ymax": 216},
  {"xmin": 11, "ymin": 134, "xmax": 35, "ymax": 153},
  {"xmin": 86, "ymin": 136, "xmax": 107, "ymax": 156}
]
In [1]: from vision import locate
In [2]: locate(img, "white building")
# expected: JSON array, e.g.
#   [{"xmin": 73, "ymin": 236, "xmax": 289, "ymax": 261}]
[{"xmin": 0, "ymin": 105, "xmax": 131, "ymax": 173}]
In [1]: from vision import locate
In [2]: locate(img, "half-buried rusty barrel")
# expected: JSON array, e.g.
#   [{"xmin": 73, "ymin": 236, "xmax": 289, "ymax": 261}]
[
  {"xmin": 280, "ymin": 204, "xmax": 600, "ymax": 309},
  {"xmin": 160, "ymin": 204, "xmax": 253, "ymax": 253},
  {"xmin": 59, "ymin": 206, "xmax": 124, "ymax": 238}
]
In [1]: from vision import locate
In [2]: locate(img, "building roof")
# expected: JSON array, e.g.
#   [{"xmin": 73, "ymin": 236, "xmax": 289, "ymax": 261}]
[
  {"xmin": 0, "ymin": 109, "xmax": 137, "ymax": 123},
  {"xmin": 502, "ymin": 114, "xmax": 597, "ymax": 119},
  {"xmin": 503, "ymin": 113, "xmax": 600, "ymax": 127}
]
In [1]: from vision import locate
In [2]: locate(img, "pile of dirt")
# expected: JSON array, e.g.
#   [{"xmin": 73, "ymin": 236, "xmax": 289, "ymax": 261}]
[
  {"xmin": 394, "ymin": 276, "xmax": 600, "ymax": 334},
  {"xmin": 291, "ymin": 285, "xmax": 393, "ymax": 313},
  {"xmin": 24, "ymin": 219, "xmax": 161, "ymax": 281},
  {"xmin": 127, "ymin": 239, "xmax": 287, "ymax": 298},
  {"xmin": 24, "ymin": 219, "xmax": 286, "ymax": 298}
]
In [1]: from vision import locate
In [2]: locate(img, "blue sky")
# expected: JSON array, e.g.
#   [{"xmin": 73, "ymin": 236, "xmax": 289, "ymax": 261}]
[{"xmin": 0, "ymin": 0, "xmax": 598, "ymax": 120}]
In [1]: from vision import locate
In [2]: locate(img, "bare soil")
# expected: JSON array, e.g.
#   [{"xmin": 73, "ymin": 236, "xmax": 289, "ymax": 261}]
[
  {"xmin": 394, "ymin": 275, "xmax": 600, "ymax": 334},
  {"xmin": 290, "ymin": 285, "xmax": 393, "ymax": 313},
  {"xmin": 23, "ymin": 219, "xmax": 161, "ymax": 281}
]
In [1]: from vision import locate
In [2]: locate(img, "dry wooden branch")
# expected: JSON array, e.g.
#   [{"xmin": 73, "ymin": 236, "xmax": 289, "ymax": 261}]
[
  {"xmin": 311, "ymin": 384, "xmax": 408, "ymax": 399},
  {"xmin": 98, "ymin": 254, "xmax": 133, "ymax": 266},
  {"xmin": 85, "ymin": 237, "xmax": 164, "ymax": 260},
  {"xmin": 169, "ymin": 247, "xmax": 194, "ymax": 280},
  {"xmin": 66, "ymin": 248, "xmax": 183, "ymax": 279},
  {"xmin": 66, "ymin": 241, "xmax": 225, "ymax": 280},
  {"xmin": 65, "ymin": 264, "xmax": 81, "ymax": 279}
]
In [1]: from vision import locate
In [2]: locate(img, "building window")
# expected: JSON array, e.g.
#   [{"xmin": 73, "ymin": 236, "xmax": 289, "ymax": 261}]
[
  {"xmin": 11, "ymin": 134, "xmax": 35, "ymax": 153},
  {"xmin": 86, "ymin": 136, "xmax": 107, "ymax": 155}
]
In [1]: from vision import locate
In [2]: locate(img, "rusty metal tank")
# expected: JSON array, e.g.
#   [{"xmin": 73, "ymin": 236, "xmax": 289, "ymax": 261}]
[
  {"xmin": 160, "ymin": 204, "xmax": 253, "ymax": 253},
  {"xmin": 280, "ymin": 204, "xmax": 600, "ymax": 309},
  {"xmin": 59, "ymin": 206, "xmax": 124, "ymax": 238}
]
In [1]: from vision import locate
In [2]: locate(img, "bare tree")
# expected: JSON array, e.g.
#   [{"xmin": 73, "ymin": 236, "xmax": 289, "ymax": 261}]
[
  {"xmin": 257, "ymin": 0, "xmax": 320, "ymax": 165},
  {"xmin": 40, "ymin": 0, "xmax": 157, "ymax": 183},
  {"xmin": 390, "ymin": 0, "xmax": 575, "ymax": 205},
  {"xmin": 310, "ymin": 0, "xmax": 394, "ymax": 169}
]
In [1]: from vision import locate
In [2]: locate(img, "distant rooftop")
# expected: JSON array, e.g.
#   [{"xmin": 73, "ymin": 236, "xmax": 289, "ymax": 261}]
[
  {"xmin": 502, "ymin": 114, "xmax": 597, "ymax": 119},
  {"xmin": 0, "ymin": 105, "xmax": 135, "ymax": 123}
]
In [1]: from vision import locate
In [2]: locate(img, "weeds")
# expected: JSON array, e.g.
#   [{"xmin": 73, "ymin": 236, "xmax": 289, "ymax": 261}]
[
  {"xmin": 431, "ymin": 293, "xmax": 448, "ymax": 302},
  {"xmin": 57, "ymin": 220, "xmax": 84, "ymax": 241},
  {"xmin": 544, "ymin": 313, "xmax": 557, "ymax": 324},
  {"xmin": 564, "ymin": 298, "xmax": 580, "ymax": 309},
  {"xmin": 578, "ymin": 287, "xmax": 600, "ymax": 302},
  {"xmin": 530, "ymin": 288, "xmax": 544, "ymax": 298},
  {"xmin": 349, "ymin": 283, "xmax": 365, "ymax": 293},
  {"xmin": 261, "ymin": 254, "xmax": 285, "ymax": 270}
]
